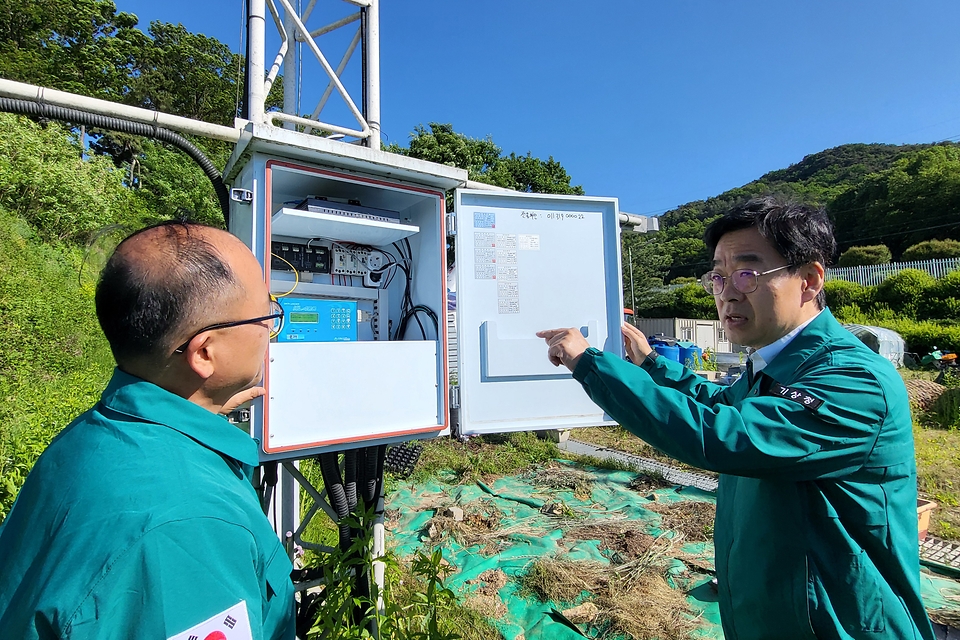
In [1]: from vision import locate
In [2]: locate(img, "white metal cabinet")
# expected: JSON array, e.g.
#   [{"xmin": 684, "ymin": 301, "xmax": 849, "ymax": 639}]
[{"xmin": 453, "ymin": 189, "xmax": 624, "ymax": 435}]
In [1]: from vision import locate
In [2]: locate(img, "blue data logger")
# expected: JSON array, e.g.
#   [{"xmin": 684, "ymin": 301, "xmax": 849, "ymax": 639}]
[{"xmin": 276, "ymin": 297, "xmax": 358, "ymax": 342}]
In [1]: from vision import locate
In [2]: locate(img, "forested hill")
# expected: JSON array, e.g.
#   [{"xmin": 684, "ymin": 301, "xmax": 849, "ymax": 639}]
[{"xmin": 637, "ymin": 141, "xmax": 960, "ymax": 282}]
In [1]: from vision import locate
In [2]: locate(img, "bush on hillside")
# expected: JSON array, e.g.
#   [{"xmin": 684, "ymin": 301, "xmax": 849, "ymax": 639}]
[
  {"xmin": 875, "ymin": 318, "xmax": 960, "ymax": 355},
  {"xmin": 642, "ymin": 284, "xmax": 717, "ymax": 319},
  {"xmin": 824, "ymin": 279, "xmax": 873, "ymax": 312},
  {"xmin": 918, "ymin": 271, "xmax": 960, "ymax": 321},
  {"xmin": 874, "ymin": 269, "xmax": 937, "ymax": 318},
  {"xmin": 838, "ymin": 244, "xmax": 892, "ymax": 267},
  {"xmin": 0, "ymin": 114, "xmax": 150, "ymax": 243},
  {"xmin": 0, "ymin": 209, "xmax": 114, "ymax": 521},
  {"xmin": 902, "ymin": 239, "xmax": 960, "ymax": 261}
]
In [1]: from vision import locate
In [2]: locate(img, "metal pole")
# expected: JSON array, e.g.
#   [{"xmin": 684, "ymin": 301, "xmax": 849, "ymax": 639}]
[
  {"xmin": 0, "ymin": 79, "xmax": 241, "ymax": 142},
  {"xmin": 247, "ymin": 0, "xmax": 267, "ymax": 124},
  {"xmin": 629, "ymin": 246, "xmax": 636, "ymax": 325},
  {"xmin": 282, "ymin": 1, "xmax": 298, "ymax": 129},
  {"xmin": 364, "ymin": 0, "xmax": 381, "ymax": 149}
]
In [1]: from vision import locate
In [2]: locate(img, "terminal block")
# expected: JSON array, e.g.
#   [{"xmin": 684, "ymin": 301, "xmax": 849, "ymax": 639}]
[{"xmin": 332, "ymin": 247, "xmax": 371, "ymax": 276}]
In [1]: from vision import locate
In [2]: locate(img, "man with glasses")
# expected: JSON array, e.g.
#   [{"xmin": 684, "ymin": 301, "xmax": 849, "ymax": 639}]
[
  {"xmin": 539, "ymin": 197, "xmax": 933, "ymax": 639},
  {"xmin": 0, "ymin": 222, "xmax": 295, "ymax": 639}
]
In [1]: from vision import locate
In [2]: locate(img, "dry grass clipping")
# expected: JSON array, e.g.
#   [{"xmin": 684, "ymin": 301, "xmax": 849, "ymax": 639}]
[
  {"xmin": 467, "ymin": 569, "xmax": 509, "ymax": 596},
  {"xmin": 565, "ymin": 522, "xmax": 655, "ymax": 564},
  {"xmin": 645, "ymin": 500, "xmax": 717, "ymax": 542},
  {"xmin": 425, "ymin": 500, "xmax": 552, "ymax": 554},
  {"xmin": 463, "ymin": 594, "xmax": 508, "ymax": 620},
  {"xmin": 520, "ymin": 536, "xmax": 697, "ymax": 639},
  {"xmin": 628, "ymin": 472, "xmax": 675, "ymax": 493},
  {"xmin": 524, "ymin": 463, "xmax": 594, "ymax": 500}
]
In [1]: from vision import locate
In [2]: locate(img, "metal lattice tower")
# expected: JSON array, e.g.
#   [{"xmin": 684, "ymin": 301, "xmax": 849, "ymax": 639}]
[{"xmin": 245, "ymin": 0, "xmax": 380, "ymax": 148}]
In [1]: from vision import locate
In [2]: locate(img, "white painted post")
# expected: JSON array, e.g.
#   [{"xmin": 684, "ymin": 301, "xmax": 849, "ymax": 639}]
[
  {"xmin": 364, "ymin": 0, "xmax": 381, "ymax": 149},
  {"xmin": 247, "ymin": 0, "xmax": 267, "ymax": 124}
]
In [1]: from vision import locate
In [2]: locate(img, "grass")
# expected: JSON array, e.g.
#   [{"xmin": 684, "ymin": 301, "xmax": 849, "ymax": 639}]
[
  {"xmin": 914, "ymin": 423, "xmax": 960, "ymax": 541},
  {"xmin": 406, "ymin": 431, "xmax": 561, "ymax": 485}
]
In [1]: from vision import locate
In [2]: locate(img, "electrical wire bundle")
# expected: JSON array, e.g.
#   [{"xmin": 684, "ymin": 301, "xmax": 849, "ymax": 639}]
[{"xmin": 391, "ymin": 238, "xmax": 439, "ymax": 340}]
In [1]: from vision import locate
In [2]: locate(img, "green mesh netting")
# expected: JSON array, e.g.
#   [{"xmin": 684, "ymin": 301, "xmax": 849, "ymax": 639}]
[
  {"xmin": 384, "ymin": 461, "xmax": 958, "ymax": 639},
  {"xmin": 387, "ymin": 462, "xmax": 722, "ymax": 639}
]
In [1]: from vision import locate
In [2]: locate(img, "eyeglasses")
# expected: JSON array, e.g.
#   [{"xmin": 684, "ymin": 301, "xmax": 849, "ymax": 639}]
[
  {"xmin": 699, "ymin": 264, "xmax": 792, "ymax": 296},
  {"xmin": 173, "ymin": 298, "xmax": 284, "ymax": 354}
]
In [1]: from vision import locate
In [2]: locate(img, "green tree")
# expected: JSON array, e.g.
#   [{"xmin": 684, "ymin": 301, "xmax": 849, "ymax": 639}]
[
  {"xmin": 902, "ymin": 239, "xmax": 960, "ymax": 261},
  {"xmin": 0, "ymin": 0, "xmax": 142, "ymax": 99},
  {"xmin": 830, "ymin": 146, "xmax": 960, "ymax": 255},
  {"xmin": 837, "ymin": 244, "xmax": 892, "ymax": 267},
  {"xmin": 621, "ymin": 232, "xmax": 671, "ymax": 315},
  {"xmin": 485, "ymin": 152, "xmax": 584, "ymax": 195},
  {"xmin": 0, "ymin": 114, "xmax": 147, "ymax": 242},
  {"xmin": 124, "ymin": 22, "xmax": 241, "ymax": 126},
  {"xmin": 387, "ymin": 123, "xmax": 501, "ymax": 181},
  {"xmin": 388, "ymin": 123, "xmax": 583, "ymax": 195}
]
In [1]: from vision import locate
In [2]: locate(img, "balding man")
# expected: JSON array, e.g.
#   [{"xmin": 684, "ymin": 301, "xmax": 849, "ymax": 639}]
[{"xmin": 0, "ymin": 222, "xmax": 295, "ymax": 640}]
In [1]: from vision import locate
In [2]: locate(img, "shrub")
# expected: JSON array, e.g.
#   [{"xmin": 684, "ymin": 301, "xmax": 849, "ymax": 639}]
[
  {"xmin": 919, "ymin": 271, "xmax": 960, "ymax": 321},
  {"xmin": 0, "ymin": 209, "xmax": 115, "ymax": 521},
  {"xmin": 0, "ymin": 114, "xmax": 149, "ymax": 243},
  {"xmin": 902, "ymin": 239, "xmax": 960, "ymax": 261},
  {"xmin": 838, "ymin": 244, "xmax": 892, "ymax": 267},
  {"xmin": 875, "ymin": 318, "xmax": 960, "ymax": 354},
  {"xmin": 824, "ymin": 280, "xmax": 872, "ymax": 313},
  {"xmin": 832, "ymin": 304, "xmax": 870, "ymax": 325},
  {"xmin": 874, "ymin": 269, "xmax": 936, "ymax": 318}
]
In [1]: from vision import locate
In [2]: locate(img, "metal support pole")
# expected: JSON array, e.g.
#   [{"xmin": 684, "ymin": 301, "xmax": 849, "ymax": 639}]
[
  {"xmin": 364, "ymin": 0, "xmax": 381, "ymax": 149},
  {"xmin": 629, "ymin": 246, "xmax": 636, "ymax": 325},
  {"xmin": 247, "ymin": 0, "xmax": 267, "ymax": 124},
  {"xmin": 282, "ymin": 1, "xmax": 298, "ymax": 128},
  {"xmin": 372, "ymin": 491, "xmax": 386, "ymax": 616}
]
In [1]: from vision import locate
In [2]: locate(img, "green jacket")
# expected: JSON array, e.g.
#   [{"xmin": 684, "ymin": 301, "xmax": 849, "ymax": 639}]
[
  {"xmin": 0, "ymin": 369, "xmax": 295, "ymax": 640},
  {"xmin": 572, "ymin": 309, "xmax": 934, "ymax": 640}
]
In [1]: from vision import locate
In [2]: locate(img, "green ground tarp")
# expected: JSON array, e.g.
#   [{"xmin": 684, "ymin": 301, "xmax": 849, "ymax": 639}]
[
  {"xmin": 387, "ymin": 462, "xmax": 722, "ymax": 639},
  {"xmin": 384, "ymin": 461, "xmax": 960, "ymax": 639}
]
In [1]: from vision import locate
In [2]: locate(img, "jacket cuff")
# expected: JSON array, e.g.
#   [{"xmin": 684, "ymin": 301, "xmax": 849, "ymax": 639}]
[{"xmin": 572, "ymin": 347, "xmax": 602, "ymax": 383}]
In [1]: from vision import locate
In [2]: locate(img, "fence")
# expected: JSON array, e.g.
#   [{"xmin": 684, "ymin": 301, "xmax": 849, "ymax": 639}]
[{"xmin": 826, "ymin": 257, "xmax": 960, "ymax": 287}]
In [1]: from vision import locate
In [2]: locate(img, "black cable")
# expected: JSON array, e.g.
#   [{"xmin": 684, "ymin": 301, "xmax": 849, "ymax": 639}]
[
  {"xmin": 362, "ymin": 445, "xmax": 381, "ymax": 507},
  {"xmin": 319, "ymin": 453, "xmax": 352, "ymax": 552},
  {"xmin": 0, "ymin": 98, "xmax": 230, "ymax": 226},
  {"xmin": 343, "ymin": 450, "xmax": 358, "ymax": 515}
]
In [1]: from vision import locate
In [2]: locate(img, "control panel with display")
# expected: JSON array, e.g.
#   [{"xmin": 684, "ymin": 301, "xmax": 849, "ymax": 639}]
[{"xmin": 275, "ymin": 297, "xmax": 359, "ymax": 342}]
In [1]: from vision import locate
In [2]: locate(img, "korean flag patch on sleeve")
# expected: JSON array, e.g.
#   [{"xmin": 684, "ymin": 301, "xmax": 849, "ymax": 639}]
[
  {"xmin": 767, "ymin": 382, "xmax": 824, "ymax": 411},
  {"xmin": 167, "ymin": 600, "xmax": 253, "ymax": 640}
]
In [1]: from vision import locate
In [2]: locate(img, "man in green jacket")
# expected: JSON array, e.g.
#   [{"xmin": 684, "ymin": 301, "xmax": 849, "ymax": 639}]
[
  {"xmin": 539, "ymin": 197, "xmax": 934, "ymax": 639},
  {"xmin": 0, "ymin": 222, "xmax": 295, "ymax": 639}
]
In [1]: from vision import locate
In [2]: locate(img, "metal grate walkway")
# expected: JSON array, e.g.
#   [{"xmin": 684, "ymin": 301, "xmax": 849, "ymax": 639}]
[{"xmin": 559, "ymin": 438, "xmax": 719, "ymax": 492}]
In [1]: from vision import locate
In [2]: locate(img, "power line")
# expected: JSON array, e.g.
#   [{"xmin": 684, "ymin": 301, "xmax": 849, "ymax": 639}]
[{"xmin": 837, "ymin": 220, "xmax": 960, "ymax": 247}]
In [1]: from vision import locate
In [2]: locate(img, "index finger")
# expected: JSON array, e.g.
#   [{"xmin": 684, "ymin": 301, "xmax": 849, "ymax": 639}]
[{"xmin": 536, "ymin": 329, "xmax": 565, "ymax": 339}]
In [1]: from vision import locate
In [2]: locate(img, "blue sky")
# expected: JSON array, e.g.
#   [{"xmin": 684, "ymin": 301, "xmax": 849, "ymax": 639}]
[{"xmin": 117, "ymin": 0, "xmax": 960, "ymax": 216}]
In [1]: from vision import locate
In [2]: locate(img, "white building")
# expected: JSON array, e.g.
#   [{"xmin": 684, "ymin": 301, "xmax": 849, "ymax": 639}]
[{"xmin": 633, "ymin": 317, "xmax": 734, "ymax": 353}]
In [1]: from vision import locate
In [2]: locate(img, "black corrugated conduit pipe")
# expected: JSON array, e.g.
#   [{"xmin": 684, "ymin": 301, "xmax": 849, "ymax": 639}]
[
  {"xmin": 0, "ymin": 97, "xmax": 231, "ymax": 226},
  {"xmin": 319, "ymin": 453, "xmax": 353, "ymax": 552}
]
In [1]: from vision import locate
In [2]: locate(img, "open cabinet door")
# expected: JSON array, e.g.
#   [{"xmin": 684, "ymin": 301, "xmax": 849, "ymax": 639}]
[{"xmin": 453, "ymin": 189, "xmax": 624, "ymax": 436}]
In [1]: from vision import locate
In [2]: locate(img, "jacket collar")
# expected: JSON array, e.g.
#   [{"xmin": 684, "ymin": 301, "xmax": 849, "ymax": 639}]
[
  {"xmin": 99, "ymin": 368, "xmax": 260, "ymax": 468},
  {"xmin": 757, "ymin": 307, "xmax": 839, "ymax": 384}
]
